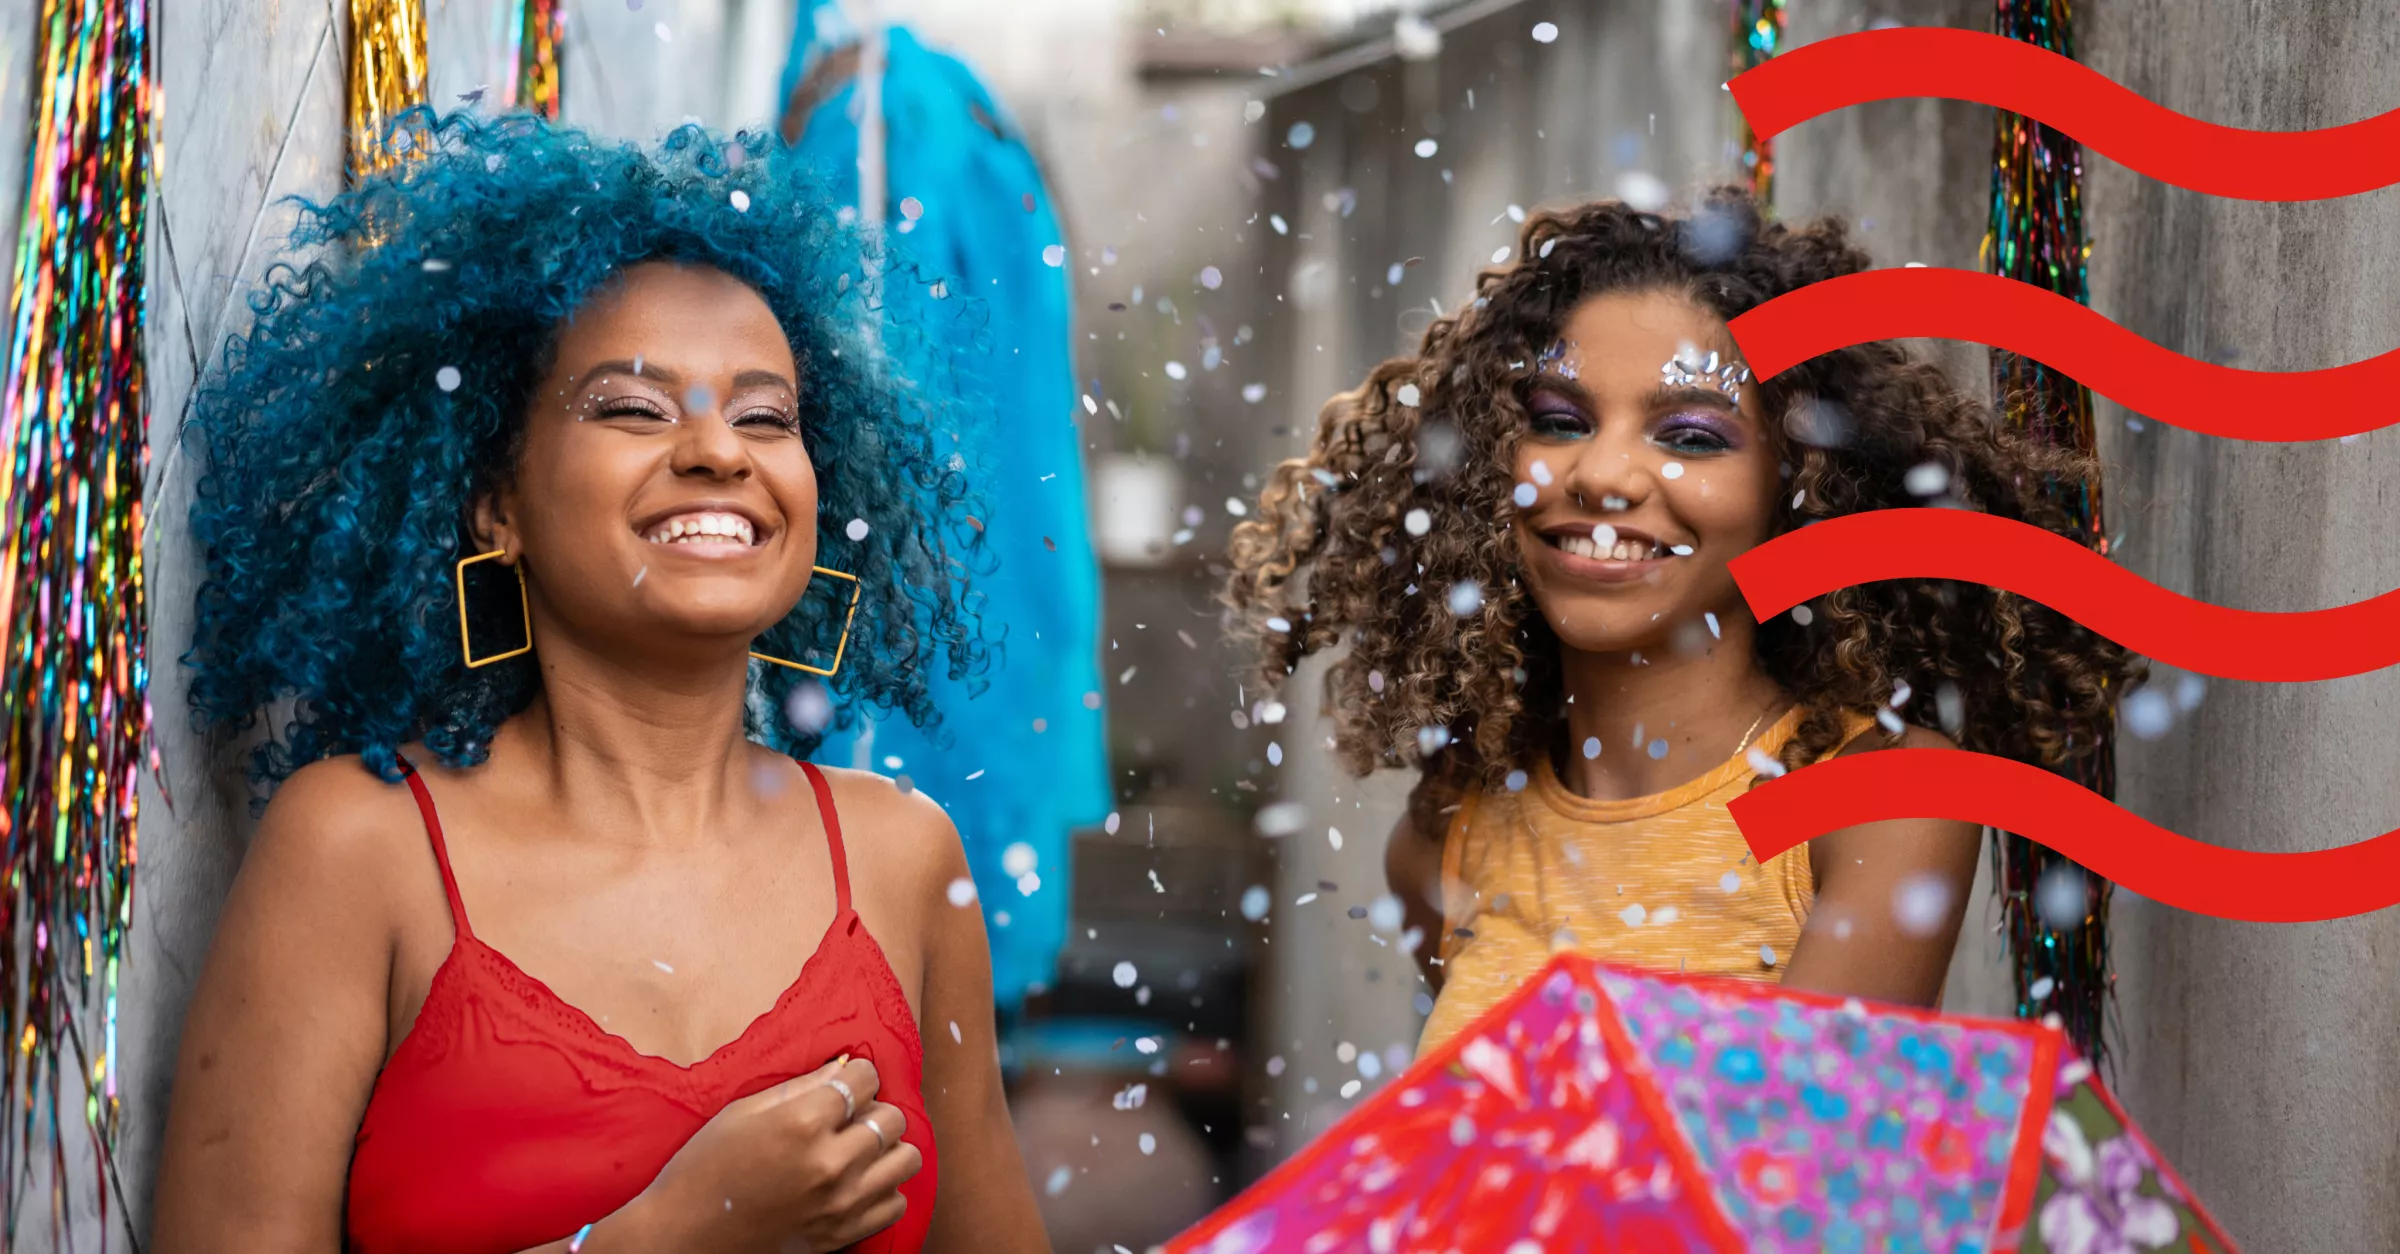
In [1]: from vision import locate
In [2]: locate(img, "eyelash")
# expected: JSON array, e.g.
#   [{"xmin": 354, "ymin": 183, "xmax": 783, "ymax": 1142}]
[
  {"xmin": 597, "ymin": 400, "xmax": 800, "ymax": 432},
  {"xmin": 1653, "ymin": 418, "xmax": 1735, "ymax": 455}
]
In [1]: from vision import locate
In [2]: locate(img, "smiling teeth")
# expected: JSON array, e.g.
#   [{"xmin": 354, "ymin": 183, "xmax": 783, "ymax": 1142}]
[
  {"xmin": 1553, "ymin": 532, "xmax": 1670, "ymax": 561},
  {"xmin": 644, "ymin": 512, "xmax": 756, "ymax": 546}
]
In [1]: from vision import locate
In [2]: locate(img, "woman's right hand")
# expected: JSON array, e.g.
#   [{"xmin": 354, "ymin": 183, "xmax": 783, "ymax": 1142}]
[{"xmin": 633, "ymin": 1056, "xmax": 921, "ymax": 1252}]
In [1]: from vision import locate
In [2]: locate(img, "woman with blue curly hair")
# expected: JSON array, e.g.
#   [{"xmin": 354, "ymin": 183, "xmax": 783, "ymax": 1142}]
[{"xmin": 151, "ymin": 110, "xmax": 1047, "ymax": 1254}]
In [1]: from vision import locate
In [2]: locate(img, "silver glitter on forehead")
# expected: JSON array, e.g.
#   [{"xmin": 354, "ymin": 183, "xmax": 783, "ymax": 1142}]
[
  {"xmin": 1535, "ymin": 338, "xmax": 1578, "ymax": 381},
  {"xmin": 1660, "ymin": 347, "xmax": 1754, "ymax": 406}
]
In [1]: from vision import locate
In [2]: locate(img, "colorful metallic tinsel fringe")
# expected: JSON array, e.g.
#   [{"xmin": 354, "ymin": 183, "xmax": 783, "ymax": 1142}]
[
  {"xmin": 1983, "ymin": 0, "xmax": 2113, "ymax": 1068},
  {"xmin": 1730, "ymin": 0, "xmax": 1786, "ymax": 206},
  {"xmin": 347, "ymin": 0, "xmax": 431, "ymax": 183},
  {"xmin": 0, "ymin": 0, "xmax": 153, "ymax": 1235},
  {"xmin": 507, "ymin": 0, "xmax": 564, "ymax": 119}
]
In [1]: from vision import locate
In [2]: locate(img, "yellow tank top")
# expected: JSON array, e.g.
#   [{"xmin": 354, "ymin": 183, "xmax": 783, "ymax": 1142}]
[{"xmin": 1418, "ymin": 706, "xmax": 1875, "ymax": 1053}]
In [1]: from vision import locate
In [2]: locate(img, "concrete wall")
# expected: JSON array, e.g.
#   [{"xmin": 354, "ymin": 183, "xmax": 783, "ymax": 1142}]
[{"xmin": 2082, "ymin": 3, "xmax": 2400, "ymax": 1249}]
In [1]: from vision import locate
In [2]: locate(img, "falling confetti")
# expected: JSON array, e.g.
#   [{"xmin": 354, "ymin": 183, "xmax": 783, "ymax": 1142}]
[
  {"xmin": 845, "ymin": 518, "xmax": 870, "ymax": 541},
  {"xmin": 1531, "ymin": 20, "xmax": 1559, "ymax": 42},
  {"xmin": 729, "ymin": 189, "xmax": 750, "ymax": 213},
  {"xmin": 1113, "ymin": 961, "xmax": 1138, "ymax": 989},
  {"xmin": 436, "ymin": 365, "xmax": 462, "ymax": 391},
  {"xmin": 1042, "ymin": 244, "xmax": 1066, "ymax": 266},
  {"xmin": 1002, "ymin": 842, "xmax": 1038, "ymax": 878},
  {"xmin": 946, "ymin": 878, "xmax": 978, "ymax": 907},
  {"xmin": 1413, "ymin": 138, "xmax": 1439, "ymax": 158}
]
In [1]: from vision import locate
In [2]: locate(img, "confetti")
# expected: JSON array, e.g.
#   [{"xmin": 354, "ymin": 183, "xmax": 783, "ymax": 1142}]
[
  {"xmin": 1240, "ymin": 885, "xmax": 1270, "ymax": 920},
  {"xmin": 1328, "ymin": 826, "xmax": 1344, "ymax": 851},
  {"xmin": 1511, "ymin": 483, "xmax": 1537, "ymax": 507},
  {"xmin": 1905, "ymin": 461, "xmax": 1951, "ymax": 496},
  {"xmin": 1199, "ymin": 266, "xmax": 1223, "ymax": 289},
  {"xmin": 845, "ymin": 518, "xmax": 870, "ymax": 541},
  {"xmin": 946, "ymin": 877, "xmax": 978, "ymax": 907},
  {"xmin": 1404, "ymin": 508, "xmax": 1431, "ymax": 535},
  {"xmin": 1165, "ymin": 361, "xmax": 1188, "ymax": 380},
  {"xmin": 950, "ymin": 1020, "xmax": 963, "ymax": 1043},
  {"xmin": 1042, "ymin": 244, "xmax": 1065, "ymax": 266},
  {"xmin": 1446, "ymin": 581, "xmax": 1484, "ymax": 615},
  {"xmin": 1660, "ymin": 461, "xmax": 1685, "ymax": 480},
  {"xmin": 2121, "ymin": 689, "xmax": 2173, "ymax": 740},
  {"xmin": 436, "ymin": 365, "xmax": 462, "ymax": 391},
  {"xmin": 1287, "ymin": 121, "xmax": 1315, "ymax": 149},
  {"xmin": 1114, "ymin": 1083, "xmax": 1149, "ymax": 1110},
  {"xmin": 1894, "ymin": 874, "xmax": 1956, "ymax": 937},
  {"xmin": 1002, "ymin": 842, "xmax": 1038, "ymax": 877},
  {"xmin": 729, "ymin": 189, "xmax": 750, "ymax": 213},
  {"xmin": 1531, "ymin": 20, "xmax": 1559, "ymax": 42},
  {"xmin": 1113, "ymin": 961, "xmax": 1139, "ymax": 989},
  {"xmin": 1413, "ymin": 138, "xmax": 1439, "ymax": 158},
  {"xmin": 1395, "ymin": 383, "xmax": 1421, "ymax": 407}
]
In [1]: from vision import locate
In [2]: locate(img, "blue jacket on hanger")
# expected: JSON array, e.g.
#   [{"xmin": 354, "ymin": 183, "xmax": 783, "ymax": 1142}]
[{"xmin": 778, "ymin": 2, "xmax": 1111, "ymax": 1011}]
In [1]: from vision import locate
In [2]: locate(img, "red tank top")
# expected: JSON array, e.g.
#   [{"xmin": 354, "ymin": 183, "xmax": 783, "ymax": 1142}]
[{"xmin": 344, "ymin": 760, "xmax": 937, "ymax": 1253}]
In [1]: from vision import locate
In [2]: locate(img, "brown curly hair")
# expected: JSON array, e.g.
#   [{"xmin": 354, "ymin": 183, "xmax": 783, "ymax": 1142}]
[{"xmin": 1223, "ymin": 187, "xmax": 2142, "ymax": 832}]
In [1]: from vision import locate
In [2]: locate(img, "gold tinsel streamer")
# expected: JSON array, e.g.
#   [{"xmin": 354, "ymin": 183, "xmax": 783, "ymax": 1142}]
[
  {"xmin": 347, "ymin": 0, "xmax": 430, "ymax": 184},
  {"xmin": 1729, "ymin": 0, "xmax": 1787, "ymax": 208},
  {"xmin": 509, "ymin": 0, "xmax": 565, "ymax": 119}
]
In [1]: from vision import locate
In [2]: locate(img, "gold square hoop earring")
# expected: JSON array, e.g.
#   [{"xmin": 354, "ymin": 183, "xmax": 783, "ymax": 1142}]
[
  {"xmin": 456, "ymin": 549, "xmax": 533, "ymax": 668},
  {"xmin": 455, "ymin": 552, "xmax": 862, "ymax": 677},
  {"xmin": 751, "ymin": 566, "xmax": 862, "ymax": 678}
]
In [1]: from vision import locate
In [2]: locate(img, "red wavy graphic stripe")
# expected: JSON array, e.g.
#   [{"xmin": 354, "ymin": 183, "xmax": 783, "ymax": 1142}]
[
  {"xmin": 1728, "ymin": 509, "xmax": 2400, "ymax": 682},
  {"xmin": 1727, "ymin": 750, "xmax": 2400, "ymax": 922},
  {"xmin": 1728, "ymin": 26, "xmax": 2400, "ymax": 202},
  {"xmin": 1726, "ymin": 268, "xmax": 2400, "ymax": 442}
]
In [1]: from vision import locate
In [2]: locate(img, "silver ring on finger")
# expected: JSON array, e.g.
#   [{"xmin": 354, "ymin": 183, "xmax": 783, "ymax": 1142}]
[
  {"xmin": 826, "ymin": 1077, "xmax": 857, "ymax": 1123},
  {"xmin": 864, "ymin": 1111, "xmax": 889, "ymax": 1153}
]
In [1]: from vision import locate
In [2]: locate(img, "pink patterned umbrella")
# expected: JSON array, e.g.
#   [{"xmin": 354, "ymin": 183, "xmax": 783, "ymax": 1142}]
[{"xmin": 1170, "ymin": 955, "xmax": 2237, "ymax": 1254}]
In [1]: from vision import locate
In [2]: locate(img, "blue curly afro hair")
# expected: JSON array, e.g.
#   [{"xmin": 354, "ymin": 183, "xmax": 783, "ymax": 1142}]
[{"xmin": 185, "ymin": 107, "xmax": 993, "ymax": 787}]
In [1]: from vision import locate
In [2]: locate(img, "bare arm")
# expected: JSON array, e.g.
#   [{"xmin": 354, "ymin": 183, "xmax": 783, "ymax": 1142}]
[
  {"xmin": 912, "ymin": 804, "xmax": 1047, "ymax": 1253},
  {"xmin": 151, "ymin": 763, "xmax": 404, "ymax": 1252},
  {"xmin": 1776, "ymin": 725, "xmax": 1982, "ymax": 1007}
]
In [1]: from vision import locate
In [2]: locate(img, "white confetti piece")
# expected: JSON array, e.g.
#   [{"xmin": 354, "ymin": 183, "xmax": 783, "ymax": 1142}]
[
  {"xmin": 946, "ymin": 877, "xmax": 978, "ymax": 907},
  {"xmin": 949, "ymin": 1020, "xmax": 962, "ymax": 1043},
  {"xmin": 1242, "ymin": 382, "xmax": 1268, "ymax": 403},
  {"xmin": 1661, "ymin": 461, "xmax": 1685, "ymax": 480},
  {"xmin": 1531, "ymin": 20, "xmax": 1559, "ymax": 42},
  {"xmin": 845, "ymin": 518, "xmax": 870, "ymax": 541},
  {"xmin": 1113, "ymin": 961, "xmax": 1138, "ymax": 989},
  {"xmin": 1414, "ymin": 138, "xmax": 1439, "ymax": 158},
  {"xmin": 1002, "ymin": 842, "xmax": 1038, "ymax": 877},
  {"xmin": 729, "ymin": 189, "xmax": 751, "ymax": 213},
  {"xmin": 1396, "ymin": 383, "xmax": 1421, "ymax": 406},
  {"xmin": 1240, "ymin": 885, "xmax": 1270, "ymax": 920},
  {"xmin": 1042, "ymin": 244, "xmax": 1066, "ymax": 267},
  {"xmin": 435, "ymin": 366, "xmax": 462, "ymax": 392},
  {"xmin": 1404, "ymin": 508, "xmax": 1431, "ymax": 535}
]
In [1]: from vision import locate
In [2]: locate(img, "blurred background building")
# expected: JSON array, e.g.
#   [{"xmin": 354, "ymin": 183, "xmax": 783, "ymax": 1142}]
[{"xmin": 89, "ymin": 0, "xmax": 2400, "ymax": 1250}]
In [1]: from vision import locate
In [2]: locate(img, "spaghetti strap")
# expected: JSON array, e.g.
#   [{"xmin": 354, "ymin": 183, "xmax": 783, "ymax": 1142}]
[
  {"xmin": 796, "ymin": 762, "xmax": 853, "ymax": 916},
  {"xmin": 396, "ymin": 756, "xmax": 476, "ymax": 942}
]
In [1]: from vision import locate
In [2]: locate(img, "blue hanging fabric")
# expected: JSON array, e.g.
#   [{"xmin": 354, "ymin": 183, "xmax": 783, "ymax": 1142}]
[{"xmin": 779, "ymin": 1, "xmax": 1111, "ymax": 1011}]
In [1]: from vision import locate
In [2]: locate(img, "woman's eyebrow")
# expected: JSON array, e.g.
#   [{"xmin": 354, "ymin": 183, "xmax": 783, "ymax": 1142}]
[
  {"xmin": 574, "ymin": 358, "xmax": 677, "ymax": 388},
  {"xmin": 1651, "ymin": 382, "xmax": 1739, "ymax": 410},
  {"xmin": 729, "ymin": 368, "xmax": 797, "ymax": 393}
]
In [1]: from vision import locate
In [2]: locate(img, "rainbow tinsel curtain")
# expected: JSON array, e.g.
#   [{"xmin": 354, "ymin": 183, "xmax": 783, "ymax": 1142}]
[
  {"xmin": 1730, "ymin": 0, "xmax": 1787, "ymax": 206},
  {"xmin": 347, "ymin": 0, "xmax": 430, "ymax": 183},
  {"xmin": 1983, "ymin": 0, "xmax": 2113, "ymax": 1068},
  {"xmin": 506, "ymin": 0, "xmax": 564, "ymax": 119},
  {"xmin": 0, "ymin": 0, "xmax": 154, "ymax": 1234}
]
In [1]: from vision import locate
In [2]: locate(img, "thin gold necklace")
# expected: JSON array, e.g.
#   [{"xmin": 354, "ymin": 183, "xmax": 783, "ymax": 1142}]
[{"xmin": 1731, "ymin": 700, "xmax": 1786, "ymax": 758}]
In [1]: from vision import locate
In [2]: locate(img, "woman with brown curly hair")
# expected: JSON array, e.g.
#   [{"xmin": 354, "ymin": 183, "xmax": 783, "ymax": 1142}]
[{"xmin": 1225, "ymin": 188, "xmax": 2137, "ymax": 1051}]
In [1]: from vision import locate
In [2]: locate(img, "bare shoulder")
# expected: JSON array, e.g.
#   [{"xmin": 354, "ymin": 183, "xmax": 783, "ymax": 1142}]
[
  {"xmin": 1834, "ymin": 720, "xmax": 1959, "ymax": 757},
  {"xmin": 811, "ymin": 765, "xmax": 969, "ymax": 894},
  {"xmin": 246, "ymin": 754, "xmax": 434, "ymax": 898}
]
